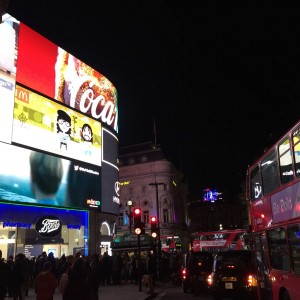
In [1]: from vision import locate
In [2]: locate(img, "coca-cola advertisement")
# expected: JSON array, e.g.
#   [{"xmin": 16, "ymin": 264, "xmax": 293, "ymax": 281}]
[{"xmin": 16, "ymin": 22, "xmax": 118, "ymax": 133}]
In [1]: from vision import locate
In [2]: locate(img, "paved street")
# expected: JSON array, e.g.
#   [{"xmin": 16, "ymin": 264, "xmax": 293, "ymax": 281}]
[{"xmin": 23, "ymin": 281, "xmax": 169, "ymax": 300}]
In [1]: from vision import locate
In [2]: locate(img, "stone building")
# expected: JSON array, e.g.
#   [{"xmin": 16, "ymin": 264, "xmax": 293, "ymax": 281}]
[{"xmin": 116, "ymin": 142, "xmax": 190, "ymax": 252}]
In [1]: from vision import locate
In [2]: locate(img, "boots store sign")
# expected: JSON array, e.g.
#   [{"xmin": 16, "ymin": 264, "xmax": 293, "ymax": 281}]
[{"xmin": 35, "ymin": 216, "xmax": 62, "ymax": 237}]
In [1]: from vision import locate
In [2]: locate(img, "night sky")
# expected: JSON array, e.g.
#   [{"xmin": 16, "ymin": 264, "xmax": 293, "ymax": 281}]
[{"xmin": 6, "ymin": 1, "xmax": 300, "ymax": 199}]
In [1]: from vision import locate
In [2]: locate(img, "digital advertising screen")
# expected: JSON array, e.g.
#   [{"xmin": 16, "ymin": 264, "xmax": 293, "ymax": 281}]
[
  {"xmin": 0, "ymin": 14, "xmax": 19, "ymax": 144},
  {"xmin": 101, "ymin": 127, "xmax": 119, "ymax": 215},
  {"xmin": 0, "ymin": 142, "xmax": 101, "ymax": 210},
  {"xmin": 0, "ymin": 14, "xmax": 119, "ymax": 216},
  {"xmin": 12, "ymin": 85, "xmax": 102, "ymax": 166},
  {"xmin": 16, "ymin": 22, "xmax": 118, "ymax": 133}
]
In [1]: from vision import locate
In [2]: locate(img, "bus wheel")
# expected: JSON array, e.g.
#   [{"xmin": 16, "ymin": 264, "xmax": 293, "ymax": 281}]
[{"xmin": 281, "ymin": 290, "xmax": 291, "ymax": 300}]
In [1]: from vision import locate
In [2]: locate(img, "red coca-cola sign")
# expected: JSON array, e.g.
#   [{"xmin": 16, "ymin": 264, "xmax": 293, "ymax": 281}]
[{"xmin": 16, "ymin": 23, "xmax": 118, "ymax": 132}]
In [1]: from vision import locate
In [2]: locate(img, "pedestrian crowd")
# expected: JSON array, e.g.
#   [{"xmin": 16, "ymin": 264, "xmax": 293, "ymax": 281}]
[{"xmin": 0, "ymin": 248, "xmax": 185, "ymax": 300}]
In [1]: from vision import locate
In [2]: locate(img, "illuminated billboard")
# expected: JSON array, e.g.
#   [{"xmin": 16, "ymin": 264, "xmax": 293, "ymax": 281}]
[
  {"xmin": 12, "ymin": 85, "xmax": 102, "ymax": 166},
  {"xmin": 203, "ymin": 188, "xmax": 221, "ymax": 202},
  {"xmin": 0, "ymin": 14, "xmax": 119, "ymax": 215},
  {"xmin": 101, "ymin": 127, "xmax": 119, "ymax": 214},
  {"xmin": 0, "ymin": 142, "xmax": 101, "ymax": 210},
  {"xmin": 16, "ymin": 23, "xmax": 118, "ymax": 133},
  {"xmin": 0, "ymin": 14, "xmax": 19, "ymax": 144}
]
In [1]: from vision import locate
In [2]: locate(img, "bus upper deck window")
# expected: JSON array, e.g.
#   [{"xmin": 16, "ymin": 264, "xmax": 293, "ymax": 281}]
[
  {"xmin": 293, "ymin": 127, "xmax": 300, "ymax": 178},
  {"xmin": 261, "ymin": 151, "xmax": 280, "ymax": 195},
  {"xmin": 250, "ymin": 166, "xmax": 262, "ymax": 201},
  {"xmin": 279, "ymin": 138, "xmax": 293, "ymax": 185}
]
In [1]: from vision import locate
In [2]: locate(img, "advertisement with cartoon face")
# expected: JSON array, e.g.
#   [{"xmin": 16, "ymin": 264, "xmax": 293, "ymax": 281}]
[{"xmin": 12, "ymin": 85, "xmax": 102, "ymax": 166}]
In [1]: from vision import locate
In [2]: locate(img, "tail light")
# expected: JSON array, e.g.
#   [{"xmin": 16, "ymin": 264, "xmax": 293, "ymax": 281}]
[
  {"xmin": 247, "ymin": 274, "xmax": 257, "ymax": 287},
  {"xmin": 181, "ymin": 268, "xmax": 187, "ymax": 280},
  {"xmin": 226, "ymin": 265, "xmax": 235, "ymax": 269},
  {"xmin": 207, "ymin": 274, "xmax": 213, "ymax": 286}
]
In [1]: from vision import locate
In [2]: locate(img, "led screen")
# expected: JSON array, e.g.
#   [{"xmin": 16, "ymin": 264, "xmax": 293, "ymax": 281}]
[
  {"xmin": 0, "ymin": 14, "xmax": 119, "ymax": 216},
  {"xmin": 101, "ymin": 127, "xmax": 119, "ymax": 215},
  {"xmin": 203, "ymin": 188, "xmax": 220, "ymax": 202},
  {"xmin": 0, "ymin": 14, "xmax": 19, "ymax": 144},
  {"xmin": 16, "ymin": 22, "xmax": 118, "ymax": 132},
  {"xmin": 12, "ymin": 85, "xmax": 102, "ymax": 166},
  {"xmin": 0, "ymin": 142, "xmax": 101, "ymax": 210}
]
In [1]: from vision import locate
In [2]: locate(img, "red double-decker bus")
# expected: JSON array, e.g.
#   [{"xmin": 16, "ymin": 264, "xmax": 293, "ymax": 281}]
[
  {"xmin": 247, "ymin": 119, "xmax": 300, "ymax": 300},
  {"xmin": 192, "ymin": 229, "xmax": 250, "ymax": 252}
]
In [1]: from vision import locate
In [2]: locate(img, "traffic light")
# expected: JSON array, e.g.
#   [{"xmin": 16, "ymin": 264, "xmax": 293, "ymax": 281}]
[
  {"xmin": 150, "ymin": 216, "xmax": 158, "ymax": 238},
  {"xmin": 133, "ymin": 208, "xmax": 141, "ymax": 223},
  {"xmin": 134, "ymin": 208, "xmax": 145, "ymax": 235}
]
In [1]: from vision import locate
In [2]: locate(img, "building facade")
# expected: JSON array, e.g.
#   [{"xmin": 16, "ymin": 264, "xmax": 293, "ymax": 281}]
[{"xmin": 116, "ymin": 142, "xmax": 190, "ymax": 253}]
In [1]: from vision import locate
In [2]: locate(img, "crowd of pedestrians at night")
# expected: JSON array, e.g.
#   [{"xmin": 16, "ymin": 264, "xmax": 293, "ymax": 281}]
[{"xmin": 0, "ymin": 248, "xmax": 185, "ymax": 300}]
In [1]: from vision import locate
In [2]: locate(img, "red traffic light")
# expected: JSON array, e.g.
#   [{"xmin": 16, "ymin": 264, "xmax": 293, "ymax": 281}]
[
  {"xmin": 150, "ymin": 216, "xmax": 157, "ymax": 223},
  {"xmin": 150, "ymin": 216, "xmax": 158, "ymax": 238},
  {"xmin": 134, "ymin": 208, "xmax": 141, "ymax": 215}
]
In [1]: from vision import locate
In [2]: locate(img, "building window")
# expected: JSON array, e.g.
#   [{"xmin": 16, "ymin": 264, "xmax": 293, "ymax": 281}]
[
  {"xmin": 163, "ymin": 209, "xmax": 169, "ymax": 223},
  {"xmin": 142, "ymin": 186, "xmax": 146, "ymax": 193},
  {"xmin": 118, "ymin": 214, "xmax": 123, "ymax": 226},
  {"xmin": 164, "ymin": 184, "xmax": 168, "ymax": 191},
  {"xmin": 143, "ymin": 210, "xmax": 149, "ymax": 224}
]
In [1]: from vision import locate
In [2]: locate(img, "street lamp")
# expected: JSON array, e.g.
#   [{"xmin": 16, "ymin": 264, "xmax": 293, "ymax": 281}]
[
  {"xmin": 127, "ymin": 200, "xmax": 133, "ymax": 233},
  {"xmin": 149, "ymin": 181, "xmax": 164, "ymax": 281}
]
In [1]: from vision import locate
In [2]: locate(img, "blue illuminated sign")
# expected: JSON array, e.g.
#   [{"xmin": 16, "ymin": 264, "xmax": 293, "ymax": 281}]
[{"xmin": 203, "ymin": 188, "xmax": 221, "ymax": 202}]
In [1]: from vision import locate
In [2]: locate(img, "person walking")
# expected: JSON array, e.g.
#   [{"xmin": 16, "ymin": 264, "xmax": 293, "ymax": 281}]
[
  {"xmin": 0, "ymin": 250, "xmax": 10, "ymax": 300},
  {"xmin": 144, "ymin": 251, "xmax": 156, "ymax": 294},
  {"xmin": 35, "ymin": 262, "xmax": 58, "ymax": 300},
  {"xmin": 86, "ymin": 254, "xmax": 101, "ymax": 300},
  {"xmin": 63, "ymin": 257, "xmax": 89, "ymax": 300},
  {"xmin": 11, "ymin": 253, "xmax": 29, "ymax": 300}
]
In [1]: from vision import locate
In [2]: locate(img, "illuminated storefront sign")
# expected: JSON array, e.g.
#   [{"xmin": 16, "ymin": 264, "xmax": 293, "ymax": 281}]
[
  {"xmin": 86, "ymin": 199, "xmax": 101, "ymax": 208},
  {"xmin": 67, "ymin": 224, "xmax": 81, "ymax": 230},
  {"xmin": 35, "ymin": 216, "xmax": 62, "ymax": 237},
  {"xmin": 3, "ymin": 221, "xmax": 31, "ymax": 229}
]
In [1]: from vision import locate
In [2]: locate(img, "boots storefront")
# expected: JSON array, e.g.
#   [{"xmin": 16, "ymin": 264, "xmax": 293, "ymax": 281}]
[{"xmin": 0, "ymin": 203, "xmax": 89, "ymax": 259}]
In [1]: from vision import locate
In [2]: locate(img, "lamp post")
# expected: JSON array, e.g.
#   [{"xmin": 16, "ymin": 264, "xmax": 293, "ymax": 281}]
[
  {"xmin": 127, "ymin": 200, "xmax": 133, "ymax": 233},
  {"xmin": 149, "ymin": 181, "xmax": 164, "ymax": 281}
]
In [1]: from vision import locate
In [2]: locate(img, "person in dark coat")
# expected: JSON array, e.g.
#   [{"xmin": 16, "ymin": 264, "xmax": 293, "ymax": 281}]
[
  {"xmin": 12, "ymin": 253, "xmax": 29, "ymax": 300},
  {"xmin": 0, "ymin": 250, "xmax": 10, "ymax": 300},
  {"xmin": 144, "ymin": 251, "xmax": 156, "ymax": 294},
  {"xmin": 63, "ymin": 257, "xmax": 89, "ymax": 300},
  {"xmin": 101, "ymin": 252, "xmax": 112, "ymax": 285}
]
